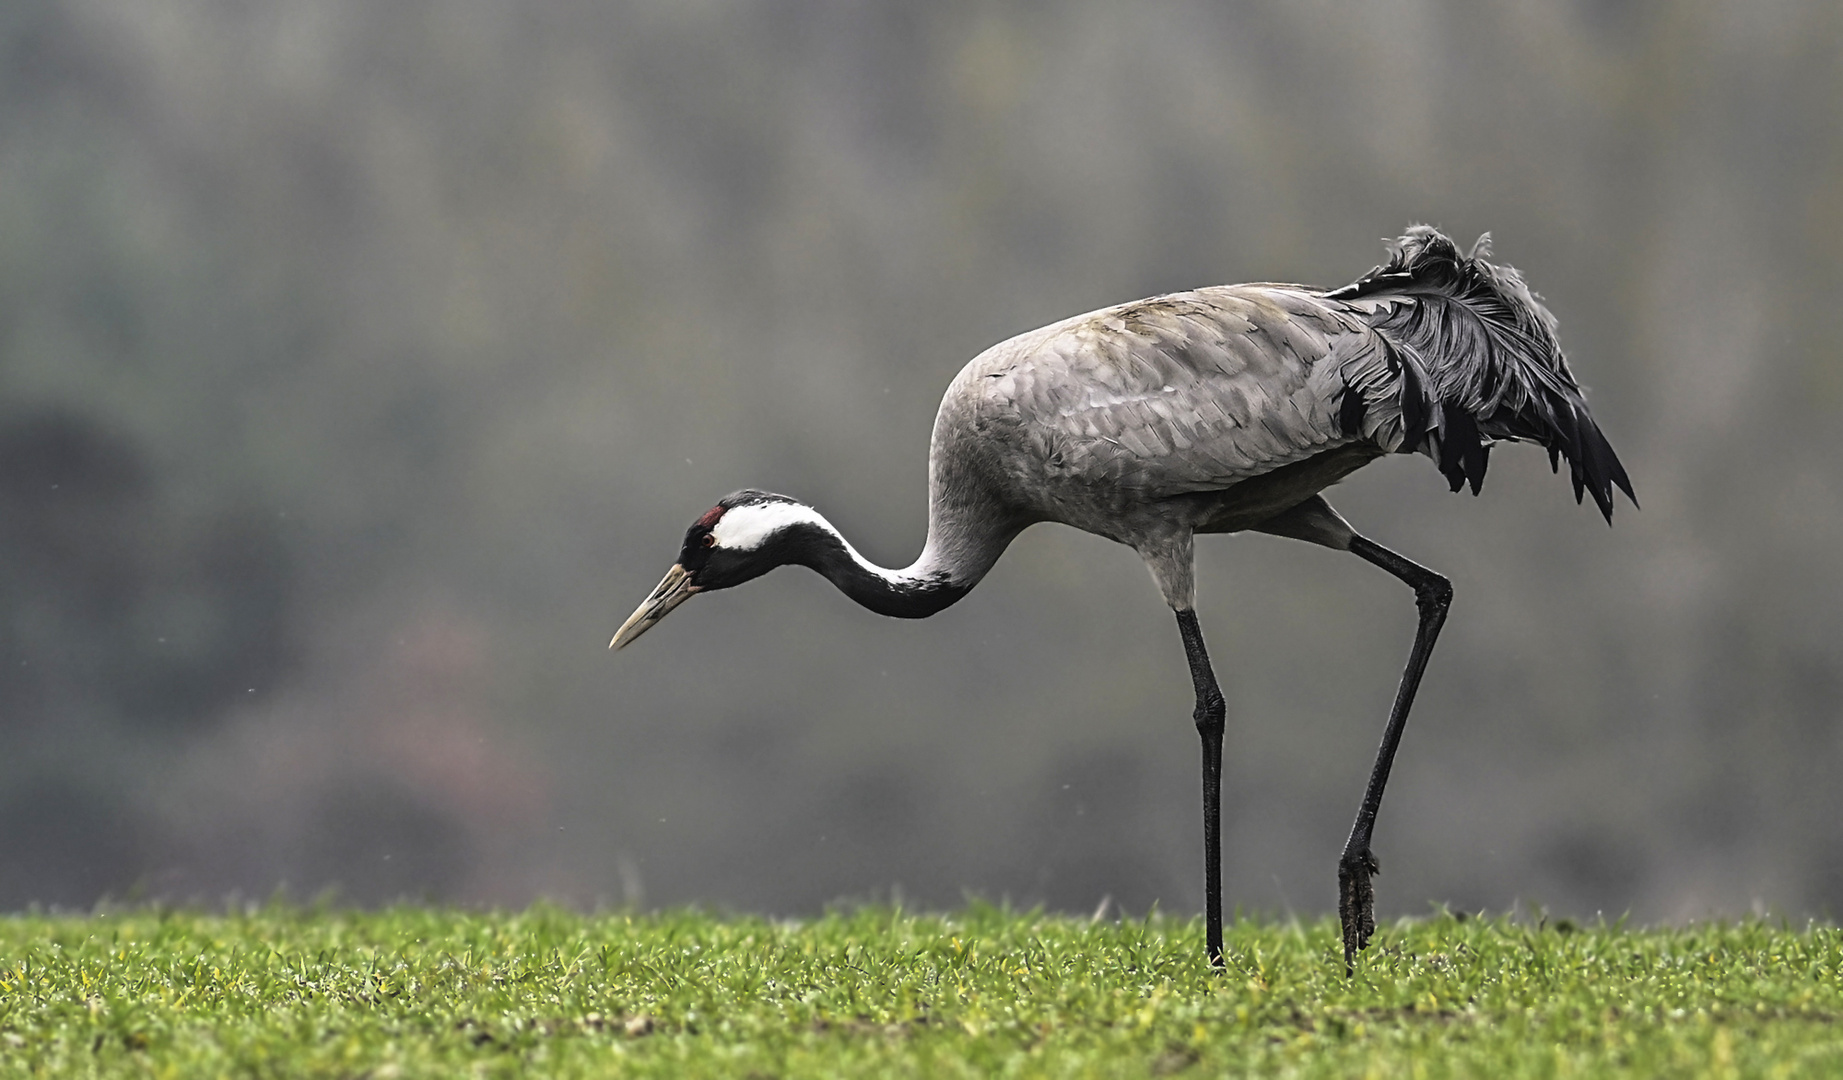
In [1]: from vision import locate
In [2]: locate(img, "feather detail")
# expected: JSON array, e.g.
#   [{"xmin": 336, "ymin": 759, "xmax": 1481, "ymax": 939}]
[{"xmin": 1327, "ymin": 226, "xmax": 1637, "ymax": 522}]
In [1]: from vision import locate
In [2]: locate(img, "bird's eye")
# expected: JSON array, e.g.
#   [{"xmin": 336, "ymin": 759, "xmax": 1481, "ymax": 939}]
[{"xmin": 702, "ymin": 533, "xmax": 717, "ymax": 548}]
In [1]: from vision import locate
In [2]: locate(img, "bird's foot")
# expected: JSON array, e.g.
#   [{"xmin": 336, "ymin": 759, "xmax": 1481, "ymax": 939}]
[{"xmin": 1338, "ymin": 848, "xmax": 1380, "ymax": 974}]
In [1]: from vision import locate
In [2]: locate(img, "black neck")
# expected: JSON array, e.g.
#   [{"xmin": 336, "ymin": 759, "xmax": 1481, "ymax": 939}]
[{"xmin": 798, "ymin": 531, "xmax": 972, "ymax": 618}]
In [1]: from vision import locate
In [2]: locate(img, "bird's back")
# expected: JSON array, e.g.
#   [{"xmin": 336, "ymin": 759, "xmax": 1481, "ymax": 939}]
[
  {"xmin": 926, "ymin": 228, "xmax": 1633, "ymax": 542},
  {"xmin": 932, "ymin": 284, "xmax": 1386, "ymax": 538}
]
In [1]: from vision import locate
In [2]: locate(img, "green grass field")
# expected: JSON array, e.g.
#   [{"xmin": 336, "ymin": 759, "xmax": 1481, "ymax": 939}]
[{"xmin": 0, "ymin": 904, "xmax": 1838, "ymax": 1078}]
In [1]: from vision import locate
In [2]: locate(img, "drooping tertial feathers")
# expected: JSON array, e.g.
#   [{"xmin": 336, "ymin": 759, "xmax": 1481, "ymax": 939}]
[{"xmin": 1327, "ymin": 226, "xmax": 1636, "ymax": 519}]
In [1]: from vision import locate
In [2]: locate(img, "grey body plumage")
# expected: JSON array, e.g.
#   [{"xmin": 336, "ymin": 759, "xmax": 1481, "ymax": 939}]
[
  {"xmin": 925, "ymin": 227, "xmax": 1631, "ymax": 607},
  {"xmin": 613, "ymin": 226, "xmax": 1634, "ymax": 971}
]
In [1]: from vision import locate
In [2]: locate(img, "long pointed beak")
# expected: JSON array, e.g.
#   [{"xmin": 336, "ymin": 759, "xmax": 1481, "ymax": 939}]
[{"xmin": 609, "ymin": 564, "xmax": 699, "ymax": 649}]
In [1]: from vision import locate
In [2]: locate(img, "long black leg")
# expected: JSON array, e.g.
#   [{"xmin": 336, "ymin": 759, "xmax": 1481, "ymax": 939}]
[
  {"xmin": 1175, "ymin": 608, "xmax": 1227, "ymax": 968},
  {"xmin": 1339, "ymin": 534, "xmax": 1452, "ymax": 974}
]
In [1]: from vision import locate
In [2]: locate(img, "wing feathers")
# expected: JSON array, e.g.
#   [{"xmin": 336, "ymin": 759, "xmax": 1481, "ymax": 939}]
[
  {"xmin": 1332, "ymin": 227, "xmax": 1636, "ymax": 522},
  {"xmin": 988, "ymin": 289, "xmax": 1355, "ymax": 497},
  {"xmin": 965, "ymin": 228, "xmax": 1631, "ymax": 523}
]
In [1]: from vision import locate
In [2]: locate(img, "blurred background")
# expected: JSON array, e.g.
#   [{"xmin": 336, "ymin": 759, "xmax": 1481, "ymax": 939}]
[{"xmin": 2, "ymin": 0, "xmax": 1839, "ymax": 924}]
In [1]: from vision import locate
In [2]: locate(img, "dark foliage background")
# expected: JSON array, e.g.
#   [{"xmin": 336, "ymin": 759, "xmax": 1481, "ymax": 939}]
[{"xmin": 3, "ymin": 0, "xmax": 1840, "ymax": 922}]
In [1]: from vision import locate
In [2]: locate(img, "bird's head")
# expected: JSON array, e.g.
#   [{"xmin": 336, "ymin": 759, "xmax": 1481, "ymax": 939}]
[{"xmin": 609, "ymin": 489, "xmax": 827, "ymax": 649}]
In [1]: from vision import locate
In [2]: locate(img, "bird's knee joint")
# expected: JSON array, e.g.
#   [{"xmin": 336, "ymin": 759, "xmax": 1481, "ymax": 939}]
[
  {"xmin": 1416, "ymin": 576, "xmax": 1453, "ymax": 613},
  {"xmin": 1193, "ymin": 693, "xmax": 1225, "ymax": 733}
]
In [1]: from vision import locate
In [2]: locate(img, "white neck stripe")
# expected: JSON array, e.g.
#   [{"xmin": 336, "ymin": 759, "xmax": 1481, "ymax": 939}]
[{"xmin": 710, "ymin": 501, "xmax": 929, "ymax": 586}]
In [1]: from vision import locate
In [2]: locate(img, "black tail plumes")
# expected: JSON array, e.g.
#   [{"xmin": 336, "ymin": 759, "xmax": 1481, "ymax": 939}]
[{"xmin": 1328, "ymin": 226, "xmax": 1637, "ymax": 522}]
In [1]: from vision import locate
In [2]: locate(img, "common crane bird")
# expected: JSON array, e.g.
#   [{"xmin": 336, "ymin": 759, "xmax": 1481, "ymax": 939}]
[{"xmin": 611, "ymin": 226, "xmax": 1635, "ymax": 971}]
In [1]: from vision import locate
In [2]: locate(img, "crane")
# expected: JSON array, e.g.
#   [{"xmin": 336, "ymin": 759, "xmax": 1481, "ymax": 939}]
[{"xmin": 609, "ymin": 226, "xmax": 1635, "ymax": 971}]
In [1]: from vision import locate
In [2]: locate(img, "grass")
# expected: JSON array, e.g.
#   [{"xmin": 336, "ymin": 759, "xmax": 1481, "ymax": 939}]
[{"xmin": 0, "ymin": 904, "xmax": 1838, "ymax": 1077}]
